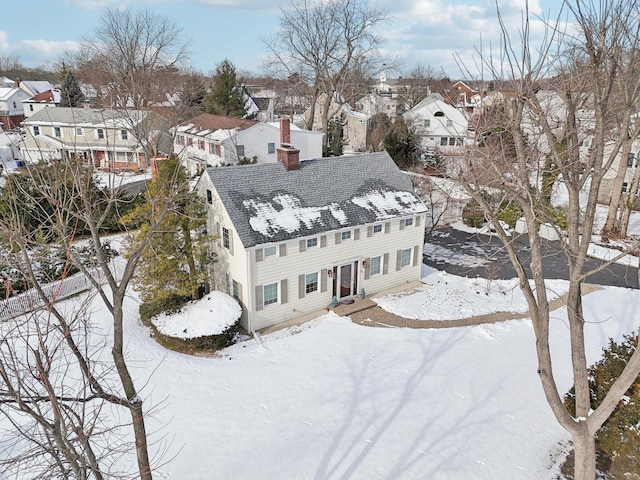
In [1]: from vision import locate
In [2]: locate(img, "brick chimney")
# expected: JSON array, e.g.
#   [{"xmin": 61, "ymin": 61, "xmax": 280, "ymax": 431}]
[{"xmin": 277, "ymin": 117, "xmax": 300, "ymax": 171}]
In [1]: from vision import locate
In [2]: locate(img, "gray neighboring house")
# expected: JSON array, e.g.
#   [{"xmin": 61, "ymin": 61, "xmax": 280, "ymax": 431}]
[{"xmin": 198, "ymin": 149, "xmax": 428, "ymax": 331}]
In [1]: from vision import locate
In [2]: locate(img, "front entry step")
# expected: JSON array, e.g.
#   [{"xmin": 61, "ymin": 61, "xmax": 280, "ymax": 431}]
[{"xmin": 328, "ymin": 297, "xmax": 376, "ymax": 317}]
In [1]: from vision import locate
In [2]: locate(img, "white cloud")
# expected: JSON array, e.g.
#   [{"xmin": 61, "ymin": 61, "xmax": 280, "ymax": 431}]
[
  {"xmin": 0, "ymin": 31, "xmax": 9, "ymax": 51},
  {"xmin": 375, "ymin": 0, "xmax": 556, "ymax": 77}
]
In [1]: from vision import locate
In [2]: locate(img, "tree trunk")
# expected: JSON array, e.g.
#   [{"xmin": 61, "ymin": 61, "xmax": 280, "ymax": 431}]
[
  {"xmin": 112, "ymin": 297, "xmax": 153, "ymax": 480},
  {"xmin": 573, "ymin": 426, "xmax": 597, "ymax": 480},
  {"xmin": 603, "ymin": 143, "xmax": 632, "ymax": 237}
]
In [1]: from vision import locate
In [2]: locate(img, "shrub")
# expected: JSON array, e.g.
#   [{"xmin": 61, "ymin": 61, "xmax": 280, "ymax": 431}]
[
  {"xmin": 139, "ymin": 294, "xmax": 190, "ymax": 324},
  {"xmin": 564, "ymin": 333, "xmax": 640, "ymax": 478},
  {"xmin": 497, "ymin": 200, "xmax": 522, "ymax": 229},
  {"xmin": 151, "ymin": 320, "xmax": 241, "ymax": 354},
  {"xmin": 462, "ymin": 199, "xmax": 486, "ymax": 228}
]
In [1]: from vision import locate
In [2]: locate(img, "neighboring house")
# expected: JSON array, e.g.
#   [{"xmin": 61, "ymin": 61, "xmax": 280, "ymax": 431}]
[
  {"xmin": 305, "ymin": 92, "xmax": 371, "ymax": 153},
  {"xmin": 403, "ymin": 93, "xmax": 471, "ymax": 155},
  {"xmin": 18, "ymin": 80, "xmax": 55, "ymax": 98},
  {"xmin": 247, "ymin": 88, "xmax": 278, "ymax": 123},
  {"xmin": 451, "ymin": 81, "xmax": 480, "ymax": 113},
  {"xmin": 22, "ymin": 89, "xmax": 61, "ymax": 118},
  {"xmin": 407, "ymin": 172, "xmax": 472, "ymax": 227},
  {"xmin": 197, "ymin": 148, "xmax": 427, "ymax": 331},
  {"xmin": 20, "ymin": 107, "xmax": 170, "ymax": 171},
  {"xmin": 0, "ymin": 87, "xmax": 29, "ymax": 129},
  {"xmin": 356, "ymin": 92, "xmax": 398, "ymax": 121},
  {"xmin": 173, "ymin": 114, "xmax": 323, "ymax": 175},
  {"xmin": 599, "ymin": 137, "xmax": 640, "ymax": 206}
]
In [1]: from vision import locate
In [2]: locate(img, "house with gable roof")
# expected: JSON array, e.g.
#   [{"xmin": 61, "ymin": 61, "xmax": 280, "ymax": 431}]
[
  {"xmin": 20, "ymin": 107, "xmax": 170, "ymax": 170},
  {"xmin": 0, "ymin": 87, "xmax": 29, "ymax": 129},
  {"xmin": 197, "ymin": 125, "xmax": 427, "ymax": 331},
  {"xmin": 23, "ymin": 89, "xmax": 61, "ymax": 117},
  {"xmin": 403, "ymin": 93, "xmax": 471, "ymax": 156},
  {"xmin": 173, "ymin": 114, "xmax": 323, "ymax": 175}
]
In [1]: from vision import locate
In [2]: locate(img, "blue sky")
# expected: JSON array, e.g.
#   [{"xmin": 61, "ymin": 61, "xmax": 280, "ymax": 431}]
[{"xmin": 3, "ymin": 0, "xmax": 562, "ymax": 78}]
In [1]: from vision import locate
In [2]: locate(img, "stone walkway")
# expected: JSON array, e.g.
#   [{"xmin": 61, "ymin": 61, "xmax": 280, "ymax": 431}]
[{"xmin": 348, "ymin": 283, "xmax": 603, "ymax": 329}]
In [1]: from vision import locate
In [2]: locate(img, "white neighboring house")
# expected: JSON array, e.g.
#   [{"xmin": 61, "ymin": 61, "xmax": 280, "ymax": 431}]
[
  {"xmin": 0, "ymin": 87, "xmax": 29, "ymax": 130},
  {"xmin": 18, "ymin": 80, "xmax": 55, "ymax": 98},
  {"xmin": 22, "ymin": 89, "xmax": 61, "ymax": 118},
  {"xmin": 407, "ymin": 172, "xmax": 472, "ymax": 227},
  {"xmin": 197, "ymin": 149, "xmax": 427, "ymax": 331},
  {"xmin": 173, "ymin": 114, "xmax": 323, "ymax": 175},
  {"xmin": 403, "ymin": 93, "xmax": 471, "ymax": 155}
]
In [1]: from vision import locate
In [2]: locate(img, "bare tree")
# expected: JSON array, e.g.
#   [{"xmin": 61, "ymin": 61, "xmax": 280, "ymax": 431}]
[
  {"xmin": 0, "ymin": 131, "xmax": 194, "ymax": 478},
  {"xmin": 457, "ymin": 1, "xmax": 640, "ymax": 479},
  {"xmin": 263, "ymin": 0, "xmax": 391, "ymax": 141},
  {"xmin": 77, "ymin": 8, "xmax": 190, "ymax": 110}
]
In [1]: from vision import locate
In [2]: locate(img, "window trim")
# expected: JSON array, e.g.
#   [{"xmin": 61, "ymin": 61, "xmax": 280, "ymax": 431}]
[
  {"xmin": 96, "ymin": 128, "xmax": 105, "ymax": 139},
  {"xmin": 222, "ymin": 227, "xmax": 230, "ymax": 249},
  {"xmin": 206, "ymin": 189, "xmax": 213, "ymax": 205},
  {"xmin": 53, "ymin": 126, "xmax": 61, "ymax": 138},
  {"xmin": 400, "ymin": 248, "xmax": 412, "ymax": 268},
  {"xmin": 263, "ymin": 282, "xmax": 278, "ymax": 306},
  {"xmin": 404, "ymin": 218, "xmax": 414, "ymax": 228},
  {"xmin": 369, "ymin": 255, "xmax": 382, "ymax": 276},
  {"xmin": 306, "ymin": 237, "xmax": 318, "ymax": 249},
  {"xmin": 263, "ymin": 245, "xmax": 278, "ymax": 259},
  {"xmin": 267, "ymin": 142, "xmax": 276, "ymax": 154},
  {"xmin": 76, "ymin": 127, "xmax": 84, "ymax": 136},
  {"xmin": 372, "ymin": 223, "xmax": 383, "ymax": 235},
  {"xmin": 341, "ymin": 230, "xmax": 352, "ymax": 241},
  {"xmin": 120, "ymin": 129, "xmax": 128, "ymax": 140},
  {"xmin": 33, "ymin": 125, "xmax": 40, "ymax": 136},
  {"xmin": 305, "ymin": 272, "xmax": 319, "ymax": 295}
]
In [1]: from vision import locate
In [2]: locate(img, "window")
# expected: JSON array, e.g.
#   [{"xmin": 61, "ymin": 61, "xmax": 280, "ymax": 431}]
[
  {"xmin": 222, "ymin": 227, "xmax": 230, "ymax": 249},
  {"xmin": 232, "ymin": 280, "xmax": 240, "ymax": 300},
  {"xmin": 206, "ymin": 189, "xmax": 212, "ymax": 204},
  {"xmin": 236, "ymin": 145, "xmax": 245, "ymax": 157},
  {"xmin": 29, "ymin": 104, "xmax": 33, "ymax": 112},
  {"xmin": 76, "ymin": 127, "xmax": 83, "ymax": 136},
  {"xmin": 373, "ymin": 224, "xmax": 383, "ymax": 235},
  {"xmin": 97, "ymin": 128, "xmax": 104, "ymax": 139},
  {"xmin": 341, "ymin": 230, "xmax": 352, "ymax": 241},
  {"xmin": 33, "ymin": 126, "xmax": 40, "ymax": 136},
  {"xmin": 263, "ymin": 283, "xmax": 278, "ymax": 306},
  {"xmin": 120, "ymin": 129, "xmax": 128, "ymax": 140},
  {"xmin": 306, "ymin": 237, "xmax": 318, "ymax": 248},
  {"xmin": 440, "ymin": 137, "xmax": 448, "ymax": 146},
  {"xmin": 424, "ymin": 119, "xmax": 431, "ymax": 128},
  {"xmin": 369, "ymin": 256, "xmax": 381, "ymax": 276},
  {"xmin": 401, "ymin": 248, "xmax": 412, "ymax": 268},
  {"xmin": 449, "ymin": 137, "xmax": 455, "ymax": 146},
  {"xmin": 213, "ymin": 143, "xmax": 221, "ymax": 156},
  {"xmin": 263, "ymin": 245, "xmax": 277, "ymax": 258},
  {"xmin": 53, "ymin": 127, "xmax": 61, "ymax": 137},
  {"xmin": 305, "ymin": 272, "xmax": 319, "ymax": 294},
  {"xmin": 198, "ymin": 140, "xmax": 205, "ymax": 150},
  {"xmin": 12, "ymin": 102, "xmax": 16, "ymax": 109},
  {"xmin": 623, "ymin": 182, "xmax": 630, "ymax": 193},
  {"xmin": 628, "ymin": 153, "xmax": 636, "ymax": 167},
  {"xmin": 267, "ymin": 142, "xmax": 275, "ymax": 154},
  {"xmin": 446, "ymin": 119, "xmax": 453, "ymax": 127},
  {"xmin": 404, "ymin": 218, "xmax": 414, "ymax": 227}
]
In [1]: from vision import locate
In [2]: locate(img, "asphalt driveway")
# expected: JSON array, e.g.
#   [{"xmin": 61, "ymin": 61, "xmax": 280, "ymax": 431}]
[{"xmin": 423, "ymin": 229, "xmax": 639, "ymax": 289}]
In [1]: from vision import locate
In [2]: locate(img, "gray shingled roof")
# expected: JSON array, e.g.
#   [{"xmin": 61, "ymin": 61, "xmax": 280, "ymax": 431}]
[
  {"xmin": 206, "ymin": 151, "xmax": 427, "ymax": 248},
  {"xmin": 24, "ymin": 107, "xmax": 147, "ymax": 126}
]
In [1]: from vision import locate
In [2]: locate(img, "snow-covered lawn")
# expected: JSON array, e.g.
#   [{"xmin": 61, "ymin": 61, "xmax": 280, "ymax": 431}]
[
  {"xmin": 374, "ymin": 266, "xmax": 568, "ymax": 320},
  {"xmin": 31, "ymin": 258, "xmax": 633, "ymax": 479}
]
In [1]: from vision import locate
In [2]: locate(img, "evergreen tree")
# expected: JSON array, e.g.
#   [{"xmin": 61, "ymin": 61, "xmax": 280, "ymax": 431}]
[
  {"xmin": 125, "ymin": 157, "xmax": 215, "ymax": 316},
  {"xmin": 59, "ymin": 63, "xmax": 85, "ymax": 107},
  {"xmin": 326, "ymin": 114, "xmax": 345, "ymax": 156},
  {"xmin": 204, "ymin": 59, "xmax": 248, "ymax": 118},
  {"xmin": 383, "ymin": 117, "xmax": 420, "ymax": 169}
]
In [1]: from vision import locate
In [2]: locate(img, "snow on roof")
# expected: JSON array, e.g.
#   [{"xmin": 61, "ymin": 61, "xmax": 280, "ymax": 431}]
[
  {"xmin": 206, "ymin": 152, "xmax": 427, "ymax": 247},
  {"xmin": 244, "ymin": 195, "xmax": 347, "ymax": 238}
]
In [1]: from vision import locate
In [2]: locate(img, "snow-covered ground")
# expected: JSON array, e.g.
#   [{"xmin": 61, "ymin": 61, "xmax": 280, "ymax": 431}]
[{"xmin": 8, "ymin": 256, "xmax": 634, "ymax": 479}]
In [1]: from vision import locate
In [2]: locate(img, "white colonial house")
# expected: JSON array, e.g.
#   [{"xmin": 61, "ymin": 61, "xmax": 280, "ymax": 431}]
[
  {"xmin": 173, "ymin": 114, "xmax": 323, "ymax": 175},
  {"xmin": 20, "ymin": 107, "xmax": 170, "ymax": 170},
  {"xmin": 0, "ymin": 87, "xmax": 29, "ymax": 130},
  {"xmin": 197, "ymin": 147, "xmax": 427, "ymax": 332},
  {"xmin": 403, "ymin": 93, "xmax": 471, "ymax": 155}
]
